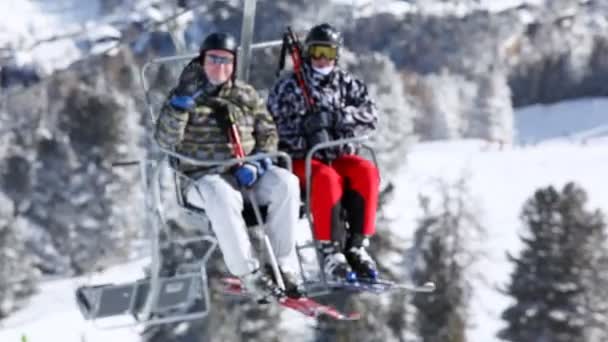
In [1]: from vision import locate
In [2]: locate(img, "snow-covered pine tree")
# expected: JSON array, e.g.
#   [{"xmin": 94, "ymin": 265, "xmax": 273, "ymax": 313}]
[
  {"xmin": 414, "ymin": 70, "xmax": 478, "ymax": 141},
  {"xmin": 410, "ymin": 177, "xmax": 484, "ymax": 342},
  {"xmin": 582, "ymin": 210, "xmax": 608, "ymax": 342},
  {"xmin": 499, "ymin": 182, "xmax": 606, "ymax": 342},
  {"xmin": 342, "ymin": 51, "xmax": 417, "ymax": 176},
  {"xmin": 0, "ymin": 192, "xmax": 37, "ymax": 318},
  {"xmin": 2, "ymin": 50, "xmax": 143, "ymax": 277},
  {"xmin": 466, "ymin": 69, "xmax": 514, "ymax": 145}
]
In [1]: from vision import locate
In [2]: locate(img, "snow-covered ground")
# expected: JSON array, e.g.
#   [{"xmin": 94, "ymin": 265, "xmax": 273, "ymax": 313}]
[
  {"xmin": 0, "ymin": 259, "xmax": 148, "ymax": 341},
  {"xmin": 2, "ymin": 97, "xmax": 608, "ymax": 341},
  {"xmin": 389, "ymin": 98, "xmax": 608, "ymax": 342},
  {"xmin": 391, "ymin": 138, "xmax": 608, "ymax": 341},
  {"xmin": 515, "ymin": 97, "xmax": 608, "ymax": 144}
]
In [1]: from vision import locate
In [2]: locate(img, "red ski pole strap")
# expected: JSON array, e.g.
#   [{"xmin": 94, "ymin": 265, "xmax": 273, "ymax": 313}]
[{"xmin": 229, "ymin": 124, "xmax": 245, "ymax": 159}]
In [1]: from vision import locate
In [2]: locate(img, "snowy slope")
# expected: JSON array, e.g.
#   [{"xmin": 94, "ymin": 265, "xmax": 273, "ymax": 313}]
[
  {"xmin": 516, "ymin": 97, "xmax": 608, "ymax": 144},
  {"xmin": 388, "ymin": 99, "xmax": 608, "ymax": 341},
  {"xmin": 390, "ymin": 138, "xmax": 608, "ymax": 342},
  {"xmin": 0, "ymin": 259, "xmax": 148, "ymax": 341}
]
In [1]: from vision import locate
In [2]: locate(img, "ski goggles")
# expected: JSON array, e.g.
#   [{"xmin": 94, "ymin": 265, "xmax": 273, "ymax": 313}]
[
  {"xmin": 307, "ymin": 44, "xmax": 338, "ymax": 60},
  {"xmin": 205, "ymin": 54, "xmax": 234, "ymax": 65}
]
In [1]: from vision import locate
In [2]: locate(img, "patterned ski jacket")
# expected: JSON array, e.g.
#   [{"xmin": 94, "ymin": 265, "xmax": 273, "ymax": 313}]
[
  {"xmin": 155, "ymin": 59, "xmax": 278, "ymax": 174},
  {"xmin": 267, "ymin": 63, "xmax": 378, "ymax": 161}
]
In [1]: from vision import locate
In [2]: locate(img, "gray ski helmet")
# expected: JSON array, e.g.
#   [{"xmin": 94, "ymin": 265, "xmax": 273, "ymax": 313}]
[{"xmin": 199, "ymin": 32, "xmax": 238, "ymax": 81}]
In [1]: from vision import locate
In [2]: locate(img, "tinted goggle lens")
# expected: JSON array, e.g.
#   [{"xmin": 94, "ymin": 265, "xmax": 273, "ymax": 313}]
[
  {"xmin": 206, "ymin": 54, "xmax": 234, "ymax": 65},
  {"xmin": 308, "ymin": 45, "xmax": 338, "ymax": 60}
]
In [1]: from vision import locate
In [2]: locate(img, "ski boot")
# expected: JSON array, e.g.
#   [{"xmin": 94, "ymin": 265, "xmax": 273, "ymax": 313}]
[
  {"xmin": 265, "ymin": 264, "xmax": 305, "ymax": 299},
  {"xmin": 345, "ymin": 234, "xmax": 378, "ymax": 281},
  {"xmin": 240, "ymin": 268, "xmax": 284, "ymax": 303},
  {"xmin": 319, "ymin": 241, "xmax": 357, "ymax": 283}
]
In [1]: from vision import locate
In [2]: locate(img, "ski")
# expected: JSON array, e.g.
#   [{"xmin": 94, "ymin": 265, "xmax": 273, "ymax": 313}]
[
  {"xmin": 327, "ymin": 278, "xmax": 436, "ymax": 294},
  {"xmin": 221, "ymin": 277, "xmax": 360, "ymax": 321}
]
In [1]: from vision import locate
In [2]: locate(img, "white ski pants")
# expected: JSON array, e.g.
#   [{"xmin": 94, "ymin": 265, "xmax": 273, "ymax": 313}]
[{"xmin": 185, "ymin": 166, "xmax": 300, "ymax": 277}]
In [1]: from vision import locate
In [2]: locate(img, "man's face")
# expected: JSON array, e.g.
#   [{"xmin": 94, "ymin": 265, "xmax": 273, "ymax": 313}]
[{"xmin": 203, "ymin": 49, "xmax": 235, "ymax": 85}]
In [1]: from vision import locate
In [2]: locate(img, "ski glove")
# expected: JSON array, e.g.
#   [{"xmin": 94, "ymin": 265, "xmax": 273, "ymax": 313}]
[
  {"xmin": 302, "ymin": 110, "xmax": 334, "ymax": 135},
  {"xmin": 302, "ymin": 110, "xmax": 335, "ymax": 150},
  {"xmin": 335, "ymin": 106, "xmax": 359, "ymax": 133},
  {"xmin": 169, "ymin": 95, "xmax": 196, "ymax": 111},
  {"xmin": 205, "ymin": 97, "xmax": 238, "ymax": 128},
  {"xmin": 233, "ymin": 158, "xmax": 272, "ymax": 187},
  {"xmin": 256, "ymin": 156, "xmax": 273, "ymax": 170}
]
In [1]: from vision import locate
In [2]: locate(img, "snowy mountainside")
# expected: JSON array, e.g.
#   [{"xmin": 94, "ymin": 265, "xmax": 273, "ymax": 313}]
[
  {"xmin": 333, "ymin": 0, "xmax": 546, "ymax": 17},
  {"xmin": 1, "ymin": 0, "xmax": 558, "ymax": 77},
  {"xmin": 387, "ymin": 98, "xmax": 608, "ymax": 342},
  {"xmin": 0, "ymin": 0, "xmax": 189, "ymax": 76}
]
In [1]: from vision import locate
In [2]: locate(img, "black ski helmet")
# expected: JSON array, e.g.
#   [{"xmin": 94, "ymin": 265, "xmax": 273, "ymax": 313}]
[
  {"xmin": 199, "ymin": 32, "xmax": 239, "ymax": 81},
  {"xmin": 305, "ymin": 23, "xmax": 343, "ymax": 48}
]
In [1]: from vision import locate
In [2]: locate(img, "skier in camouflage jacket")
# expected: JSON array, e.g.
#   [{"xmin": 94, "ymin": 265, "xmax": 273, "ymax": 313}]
[
  {"xmin": 155, "ymin": 32, "xmax": 302, "ymax": 299},
  {"xmin": 267, "ymin": 23, "xmax": 380, "ymax": 282}
]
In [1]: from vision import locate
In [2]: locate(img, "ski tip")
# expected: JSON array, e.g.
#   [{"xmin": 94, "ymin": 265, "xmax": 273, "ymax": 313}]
[
  {"xmin": 347, "ymin": 312, "xmax": 362, "ymax": 321},
  {"xmin": 421, "ymin": 281, "xmax": 436, "ymax": 292},
  {"xmin": 319, "ymin": 310, "xmax": 361, "ymax": 321}
]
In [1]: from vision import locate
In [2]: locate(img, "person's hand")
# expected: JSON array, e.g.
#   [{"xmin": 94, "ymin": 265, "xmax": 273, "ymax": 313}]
[
  {"xmin": 233, "ymin": 163, "xmax": 258, "ymax": 187},
  {"xmin": 302, "ymin": 110, "xmax": 334, "ymax": 135},
  {"xmin": 169, "ymin": 96, "xmax": 196, "ymax": 111},
  {"xmin": 205, "ymin": 97, "xmax": 237, "ymax": 127},
  {"xmin": 233, "ymin": 159, "xmax": 271, "ymax": 187},
  {"xmin": 256, "ymin": 156, "xmax": 273, "ymax": 170},
  {"xmin": 302, "ymin": 109, "xmax": 335, "ymax": 152}
]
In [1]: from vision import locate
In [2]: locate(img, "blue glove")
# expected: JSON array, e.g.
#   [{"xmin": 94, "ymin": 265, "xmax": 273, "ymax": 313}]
[
  {"xmin": 233, "ymin": 162, "xmax": 261, "ymax": 187},
  {"xmin": 257, "ymin": 156, "xmax": 272, "ymax": 170},
  {"xmin": 169, "ymin": 95, "xmax": 196, "ymax": 111},
  {"xmin": 233, "ymin": 159, "xmax": 272, "ymax": 187}
]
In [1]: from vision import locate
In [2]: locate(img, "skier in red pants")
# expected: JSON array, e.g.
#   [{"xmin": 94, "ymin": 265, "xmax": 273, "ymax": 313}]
[{"xmin": 268, "ymin": 23, "xmax": 380, "ymax": 282}]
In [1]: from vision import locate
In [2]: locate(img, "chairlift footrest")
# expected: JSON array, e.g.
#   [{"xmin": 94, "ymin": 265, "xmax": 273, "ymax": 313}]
[{"xmin": 75, "ymin": 273, "xmax": 205, "ymax": 321}]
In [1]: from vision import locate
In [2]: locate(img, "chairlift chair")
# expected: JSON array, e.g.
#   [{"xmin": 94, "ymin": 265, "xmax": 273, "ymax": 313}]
[{"xmin": 74, "ymin": 0, "xmax": 381, "ymax": 326}]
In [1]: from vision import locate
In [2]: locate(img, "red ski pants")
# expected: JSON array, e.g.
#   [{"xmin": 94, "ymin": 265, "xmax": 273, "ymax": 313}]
[{"xmin": 292, "ymin": 155, "xmax": 380, "ymax": 241}]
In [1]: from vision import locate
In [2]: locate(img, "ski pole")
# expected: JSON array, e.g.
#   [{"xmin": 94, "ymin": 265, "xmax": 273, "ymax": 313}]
[
  {"xmin": 226, "ymin": 112, "xmax": 286, "ymax": 291},
  {"xmin": 285, "ymin": 27, "xmax": 315, "ymax": 111}
]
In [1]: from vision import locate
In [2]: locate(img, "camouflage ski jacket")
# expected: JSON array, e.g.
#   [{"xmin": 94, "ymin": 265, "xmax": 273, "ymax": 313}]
[
  {"xmin": 267, "ymin": 63, "xmax": 378, "ymax": 160},
  {"xmin": 155, "ymin": 59, "xmax": 278, "ymax": 174}
]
